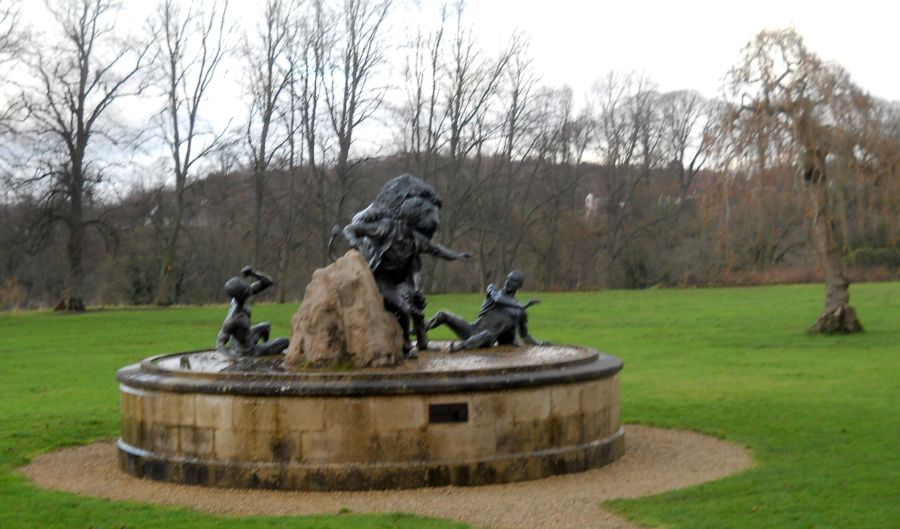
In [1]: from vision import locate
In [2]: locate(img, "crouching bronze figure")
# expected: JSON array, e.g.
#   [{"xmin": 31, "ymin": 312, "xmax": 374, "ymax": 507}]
[
  {"xmin": 427, "ymin": 271, "xmax": 547, "ymax": 352},
  {"xmin": 216, "ymin": 266, "xmax": 289, "ymax": 359}
]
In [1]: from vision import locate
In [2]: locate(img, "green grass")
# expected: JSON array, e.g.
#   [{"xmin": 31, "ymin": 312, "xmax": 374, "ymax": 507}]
[{"xmin": 1, "ymin": 283, "xmax": 898, "ymax": 529}]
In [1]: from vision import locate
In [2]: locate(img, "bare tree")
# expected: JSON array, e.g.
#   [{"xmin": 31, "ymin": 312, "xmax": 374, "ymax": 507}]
[
  {"xmin": 475, "ymin": 36, "xmax": 543, "ymax": 284},
  {"xmin": 152, "ymin": 0, "xmax": 230, "ymax": 305},
  {"xmin": 443, "ymin": 3, "xmax": 509, "ymax": 183},
  {"xmin": 725, "ymin": 28, "xmax": 873, "ymax": 333},
  {"xmin": 245, "ymin": 0, "xmax": 294, "ymax": 266},
  {"xmin": 18, "ymin": 0, "xmax": 151, "ymax": 311},
  {"xmin": 590, "ymin": 73, "xmax": 662, "ymax": 286},
  {"xmin": 659, "ymin": 90, "xmax": 715, "ymax": 192},
  {"xmin": 852, "ymin": 98, "xmax": 900, "ymax": 248},
  {"xmin": 295, "ymin": 0, "xmax": 332, "ymax": 264},
  {"xmin": 396, "ymin": 3, "xmax": 446, "ymax": 179},
  {"xmin": 427, "ymin": 2, "xmax": 512, "ymax": 290},
  {"xmin": 531, "ymin": 86, "xmax": 593, "ymax": 288},
  {"xmin": 0, "ymin": 1, "xmax": 22, "ymax": 136},
  {"xmin": 705, "ymin": 86, "xmax": 808, "ymax": 276},
  {"xmin": 585, "ymin": 74, "xmax": 715, "ymax": 287},
  {"xmin": 322, "ymin": 0, "xmax": 391, "ymax": 225},
  {"xmin": 0, "ymin": 1, "xmax": 18, "ymax": 56},
  {"xmin": 295, "ymin": 0, "xmax": 391, "ymax": 265},
  {"xmin": 274, "ymin": 47, "xmax": 308, "ymax": 303}
]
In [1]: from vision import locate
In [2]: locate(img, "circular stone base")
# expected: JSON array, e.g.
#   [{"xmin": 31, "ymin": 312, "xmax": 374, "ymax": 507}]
[{"xmin": 117, "ymin": 344, "xmax": 623, "ymax": 490}]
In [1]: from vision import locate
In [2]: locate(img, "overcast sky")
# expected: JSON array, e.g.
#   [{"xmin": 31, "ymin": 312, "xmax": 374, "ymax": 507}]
[
  {"xmin": 25, "ymin": 0, "xmax": 897, "ymax": 97},
  {"xmin": 13, "ymin": 0, "xmax": 900, "ymax": 181},
  {"xmin": 465, "ymin": 0, "xmax": 900, "ymax": 102}
]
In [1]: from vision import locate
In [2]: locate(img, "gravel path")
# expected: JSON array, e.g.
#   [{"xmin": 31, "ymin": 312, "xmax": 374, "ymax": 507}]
[{"xmin": 20, "ymin": 425, "xmax": 752, "ymax": 529}]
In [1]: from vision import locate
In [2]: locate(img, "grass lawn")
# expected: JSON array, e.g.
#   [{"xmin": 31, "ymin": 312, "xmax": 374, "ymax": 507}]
[{"xmin": 0, "ymin": 282, "xmax": 898, "ymax": 529}]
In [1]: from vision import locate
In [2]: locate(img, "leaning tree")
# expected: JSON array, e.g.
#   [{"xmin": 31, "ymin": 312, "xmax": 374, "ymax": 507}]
[{"xmin": 724, "ymin": 28, "xmax": 877, "ymax": 334}]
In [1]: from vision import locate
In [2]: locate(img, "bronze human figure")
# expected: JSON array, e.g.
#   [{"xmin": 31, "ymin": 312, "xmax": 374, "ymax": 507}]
[
  {"xmin": 338, "ymin": 174, "xmax": 471, "ymax": 357},
  {"xmin": 426, "ymin": 271, "xmax": 546, "ymax": 352},
  {"xmin": 216, "ymin": 266, "xmax": 289, "ymax": 359}
]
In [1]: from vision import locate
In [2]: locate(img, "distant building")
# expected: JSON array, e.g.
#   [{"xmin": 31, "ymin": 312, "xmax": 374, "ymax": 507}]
[{"xmin": 584, "ymin": 192, "xmax": 598, "ymax": 219}]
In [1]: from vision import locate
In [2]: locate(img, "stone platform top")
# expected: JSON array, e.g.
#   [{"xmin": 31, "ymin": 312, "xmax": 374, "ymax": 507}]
[{"xmin": 118, "ymin": 344, "xmax": 622, "ymax": 397}]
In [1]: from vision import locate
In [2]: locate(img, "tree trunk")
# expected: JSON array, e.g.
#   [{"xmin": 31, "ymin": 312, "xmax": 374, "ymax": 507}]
[
  {"xmin": 57, "ymin": 219, "xmax": 86, "ymax": 312},
  {"xmin": 155, "ymin": 183, "xmax": 185, "ymax": 306},
  {"xmin": 275, "ymin": 243, "xmax": 290, "ymax": 304},
  {"xmin": 154, "ymin": 223, "xmax": 181, "ymax": 306},
  {"xmin": 253, "ymin": 168, "xmax": 265, "ymax": 266},
  {"xmin": 807, "ymin": 177, "xmax": 863, "ymax": 334},
  {"xmin": 155, "ymin": 262, "xmax": 176, "ymax": 306}
]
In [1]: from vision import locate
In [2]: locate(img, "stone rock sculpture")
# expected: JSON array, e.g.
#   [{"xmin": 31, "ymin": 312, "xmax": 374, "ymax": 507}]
[{"xmin": 285, "ymin": 250, "xmax": 405, "ymax": 368}]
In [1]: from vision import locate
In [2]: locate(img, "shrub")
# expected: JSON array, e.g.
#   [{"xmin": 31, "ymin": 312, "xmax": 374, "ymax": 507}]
[
  {"xmin": 846, "ymin": 247, "xmax": 900, "ymax": 269},
  {"xmin": 0, "ymin": 277, "xmax": 26, "ymax": 311}
]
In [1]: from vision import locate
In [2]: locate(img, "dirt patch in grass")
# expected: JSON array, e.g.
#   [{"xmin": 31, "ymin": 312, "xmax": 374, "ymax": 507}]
[{"xmin": 20, "ymin": 425, "xmax": 752, "ymax": 529}]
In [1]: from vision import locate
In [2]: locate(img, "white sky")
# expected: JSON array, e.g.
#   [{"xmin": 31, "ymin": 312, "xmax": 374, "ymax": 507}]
[
  {"xmin": 23, "ymin": 0, "xmax": 895, "ymax": 98},
  {"xmin": 462, "ymin": 0, "xmax": 900, "ymax": 102},
  {"xmin": 19, "ymin": 0, "xmax": 900, "ymax": 103},
  {"xmin": 13, "ymin": 0, "xmax": 900, "ymax": 182}
]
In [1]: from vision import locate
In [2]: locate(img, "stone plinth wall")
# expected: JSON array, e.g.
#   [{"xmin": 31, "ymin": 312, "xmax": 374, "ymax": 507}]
[{"xmin": 118, "ymin": 348, "xmax": 624, "ymax": 490}]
